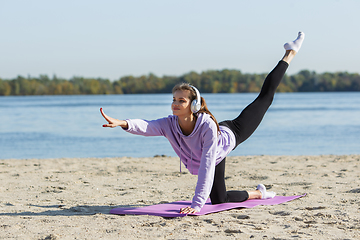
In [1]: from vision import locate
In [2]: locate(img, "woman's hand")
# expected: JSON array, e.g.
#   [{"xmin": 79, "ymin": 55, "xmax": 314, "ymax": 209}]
[
  {"xmin": 100, "ymin": 108, "xmax": 128, "ymax": 129},
  {"xmin": 179, "ymin": 207, "xmax": 198, "ymax": 214}
]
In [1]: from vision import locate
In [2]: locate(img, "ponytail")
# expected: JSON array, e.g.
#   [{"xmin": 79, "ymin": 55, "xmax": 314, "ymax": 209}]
[{"xmin": 197, "ymin": 96, "xmax": 220, "ymax": 133}]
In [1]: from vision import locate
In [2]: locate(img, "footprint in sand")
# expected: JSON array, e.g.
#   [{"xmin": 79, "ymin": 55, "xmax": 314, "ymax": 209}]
[
  {"xmin": 346, "ymin": 188, "xmax": 360, "ymax": 193},
  {"xmin": 269, "ymin": 211, "xmax": 291, "ymax": 216},
  {"xmin": 305, "ymin": 206, "xmax": 326, "ymax": 210},
  {"xmin": 232, "ymin": 214, "xmax": 250, "ymax": 219}
]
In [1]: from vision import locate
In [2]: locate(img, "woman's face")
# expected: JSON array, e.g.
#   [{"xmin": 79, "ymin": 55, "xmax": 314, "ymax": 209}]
[{"xmin": 172, "ymin": 90, "xmax": 192, "ymax": 117}]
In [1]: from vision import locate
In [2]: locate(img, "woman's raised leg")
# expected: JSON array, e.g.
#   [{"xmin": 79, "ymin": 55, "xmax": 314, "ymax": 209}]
[
  {"xmin": 211, "ymin": 32, "xmax": 305, "ymax": 204},
  {"xmin": 220, "ymin": 32, "xmax": 305, "ymax": 147}
]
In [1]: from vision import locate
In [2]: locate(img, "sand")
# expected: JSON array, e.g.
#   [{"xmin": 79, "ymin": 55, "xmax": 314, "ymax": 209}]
[{"xmin": 0, "ymin": 155, "xmax": 359, "ymax": 239}]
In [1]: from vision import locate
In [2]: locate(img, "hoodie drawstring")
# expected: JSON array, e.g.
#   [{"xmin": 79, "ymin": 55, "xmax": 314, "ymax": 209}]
[
  {"xmin": 179, "ymin": 137, "xmax": 193, "ymax": 174},
  {"xmin": 190, "ymin": 150, "xmax": 192, "ymax": 173}
]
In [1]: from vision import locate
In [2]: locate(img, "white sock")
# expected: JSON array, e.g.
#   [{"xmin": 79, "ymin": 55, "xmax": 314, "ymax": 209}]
[
  {"xmin": 284, "ymin": 32, "xmax": 305, "ymax": 52},
  {"xmin": 257, "ymin": 184, "xmax": 276, "ymax": 199}
]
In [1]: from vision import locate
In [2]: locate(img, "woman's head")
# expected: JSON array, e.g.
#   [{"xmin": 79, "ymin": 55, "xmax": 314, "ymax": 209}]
[
  {"xmin": 171, "ymin": 83, "xmax": 220, "ymax": 133},
  {"xmin": 172, "ymin": 83, "xmax": 200, "ymax": 113},
  {"xmin": 171, "ymin": 86, "xmax": 193, "ymax": 117}
]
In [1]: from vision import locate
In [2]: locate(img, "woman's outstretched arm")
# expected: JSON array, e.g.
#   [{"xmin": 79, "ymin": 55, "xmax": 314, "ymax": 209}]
[{"xmin": 100, "ymin": 108, "xmax": 128, "ymax": 129}]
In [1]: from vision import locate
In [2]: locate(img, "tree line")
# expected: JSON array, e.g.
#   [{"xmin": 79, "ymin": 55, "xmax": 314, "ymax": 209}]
[{"xmin": 1, "ymin": 69, "xmax": 360, "ymax": 96}]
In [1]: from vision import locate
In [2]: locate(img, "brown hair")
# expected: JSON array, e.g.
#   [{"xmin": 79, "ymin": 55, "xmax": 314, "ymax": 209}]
[{"xmin": 172, "ymin": 83, "xmax": 220, "ymax": 133}]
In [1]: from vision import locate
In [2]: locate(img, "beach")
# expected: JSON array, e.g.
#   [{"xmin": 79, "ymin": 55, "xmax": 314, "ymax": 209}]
[{"xmin": 1, "ymin": 155, "xmax": 359, "ymax": 239}]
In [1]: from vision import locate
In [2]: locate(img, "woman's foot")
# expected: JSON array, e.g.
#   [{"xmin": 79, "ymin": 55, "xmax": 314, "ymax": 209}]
[
  {"xmin": 284, "ymin": 32, "xmax": 305, "ymax": 53},
  {"xmin": 281, "ymin": 32, "xmax": 305, "ymax": 64},
  {"xmin": 256, "ymin": 184, "xmax": 276, "ymax": 199}
]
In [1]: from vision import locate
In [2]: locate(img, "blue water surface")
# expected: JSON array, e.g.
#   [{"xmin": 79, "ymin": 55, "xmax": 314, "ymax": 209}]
[{"xmin": 0, "ymin": 92, "xmax": 359, "ymax": 159}]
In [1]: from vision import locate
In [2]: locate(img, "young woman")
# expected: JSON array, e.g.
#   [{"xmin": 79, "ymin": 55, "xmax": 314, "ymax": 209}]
[{"xmin": 101, "ymin": 32, "xmax": 305, "ymax": 214}]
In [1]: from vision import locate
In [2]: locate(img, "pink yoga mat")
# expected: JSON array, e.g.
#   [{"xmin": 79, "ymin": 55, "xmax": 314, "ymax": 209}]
[{"xmin": 110, "ymin": 194, "xmax": 306, "ymax": 217}]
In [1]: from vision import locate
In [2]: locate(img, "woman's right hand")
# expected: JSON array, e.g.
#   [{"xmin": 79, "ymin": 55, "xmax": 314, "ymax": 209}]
[{"xmin": 100, "ymin": 108, "xmax": 128, "ymax": 129}]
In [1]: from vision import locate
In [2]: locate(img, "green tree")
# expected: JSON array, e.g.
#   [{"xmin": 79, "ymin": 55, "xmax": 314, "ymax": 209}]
[{"xmin": 0, "ymin": 79, "xmax": 11, "ymax": 96}]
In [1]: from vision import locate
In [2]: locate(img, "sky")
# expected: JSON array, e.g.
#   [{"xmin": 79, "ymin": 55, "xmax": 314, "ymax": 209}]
[{"xmin": 1, "ymin": 0, "xmax": 360, "ymax": 81}]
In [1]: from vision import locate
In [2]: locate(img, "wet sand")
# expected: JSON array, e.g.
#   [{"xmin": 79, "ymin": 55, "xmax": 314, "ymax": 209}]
[{"xmin": 1, "ymin": 155, "xmax": 359, "ymax": 239}]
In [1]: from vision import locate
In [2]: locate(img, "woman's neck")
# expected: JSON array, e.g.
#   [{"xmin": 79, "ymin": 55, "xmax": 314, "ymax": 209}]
[{"xmin": 177, "ymin": 114, "xmax": 196, "ymax": 136}]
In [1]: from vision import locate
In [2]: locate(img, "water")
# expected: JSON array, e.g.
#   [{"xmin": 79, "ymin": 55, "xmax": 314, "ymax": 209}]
[{"xmin": 1, "ymin": 92, "xmax": 359, "ymax": 159}]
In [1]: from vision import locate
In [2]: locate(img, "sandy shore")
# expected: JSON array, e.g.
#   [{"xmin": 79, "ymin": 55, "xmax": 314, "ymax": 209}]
[{"xmin": 1, "ymin": 155, "xmax": 359, "ymax": 239}]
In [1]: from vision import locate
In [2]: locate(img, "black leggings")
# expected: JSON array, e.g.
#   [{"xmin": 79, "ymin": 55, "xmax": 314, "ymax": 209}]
[{"xmin": 210, "ymin": 60, "xmax": 289, "ymax": 204}]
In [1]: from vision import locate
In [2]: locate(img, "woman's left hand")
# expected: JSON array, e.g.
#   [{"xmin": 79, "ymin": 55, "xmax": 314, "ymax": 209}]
[{"xmin": 180, "ymin": 207, "xmax": 198, "ymax": 214}]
